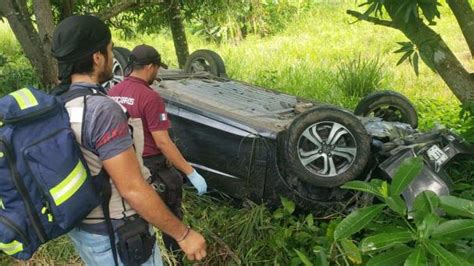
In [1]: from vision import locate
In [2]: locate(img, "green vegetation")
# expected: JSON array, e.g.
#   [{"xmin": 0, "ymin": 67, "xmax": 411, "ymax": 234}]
[{"xmin": 0, "ymin": 1, "xmax": 473, "ymax": 265}]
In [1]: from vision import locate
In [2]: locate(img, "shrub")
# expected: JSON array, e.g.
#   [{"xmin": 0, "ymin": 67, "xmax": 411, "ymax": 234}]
[{"xmin": 335, "ymin": 55, "xmax": 386, "ymax": 107}]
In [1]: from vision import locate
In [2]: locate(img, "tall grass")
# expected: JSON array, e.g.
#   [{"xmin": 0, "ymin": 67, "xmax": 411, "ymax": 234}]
[{"xmin": 335, "ymin": 55, "xmax": 385, "ymax": 106}]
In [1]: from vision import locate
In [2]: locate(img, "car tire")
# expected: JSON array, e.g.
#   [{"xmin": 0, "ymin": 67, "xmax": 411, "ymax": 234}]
[
  {"xmin": 281, "ymin": 105, "xmax": 371, "ymax": 188},
  {"xmin": 113, "ymin": 47, "xmax": 131, "ymax": 75},
  {"xmin": 184, "ymin": 49, "xmax": 227, "ymax": 78},
  {"xmin": 354, "ymin": 90, "xmax": 418, "ymax": 128},
  {"xmin": 114, "ymin": 47, "xmax": 131, "ymax": 62},
  {"xmin": 102, "ymin": 47, "xmax": 131, "ymax": 91}
]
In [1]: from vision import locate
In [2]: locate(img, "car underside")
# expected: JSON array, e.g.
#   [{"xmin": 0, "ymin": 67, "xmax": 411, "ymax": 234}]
[{"xmin": 107, "ymin": 48, "xmax": 474, "ymax": 216}]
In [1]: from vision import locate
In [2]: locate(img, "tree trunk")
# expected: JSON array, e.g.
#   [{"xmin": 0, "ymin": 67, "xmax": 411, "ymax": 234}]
[
  {"xmin": 0, "ymin": 0, "xmax": 58, "ymax": 88},
  {"xmin": 386, "ymin": 9, "xmax": 474, "ymax": 104},
  {"xmin": 33, "ymin": 0, "xmax": 58, "ymax": 86},
  {"xmin": 446, "ymin": 0, "xmax": 474, "ymax": 58},
  {"xmin": 165, "ymin": 0, "xmax": 189, "ymax": 68},
  {"xmin": 59, "ymin": 0, "xmax": 75, "ymax": 20}
]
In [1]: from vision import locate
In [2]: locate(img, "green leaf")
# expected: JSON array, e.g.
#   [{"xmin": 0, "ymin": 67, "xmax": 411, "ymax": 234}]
[
  {"xmin": 386, "ymin": 195, "xmax": 407, "ymax": 215},
  {"xmin": 361, "ymin": 230, "xmax": 414, "ymax": 252},
  {"xmin": 424, "ymin": 242, "xmax": 471, "ymax": 266},
  {"xmin": 417, "ymin": 213, "xmax": 439, "ymax": 240},
  {"xmin": 412, "ymin": 190, "xmax": 440, "ymax": 224},
  {"xmin": 294, "ymin": 249, "xmax": 314, "ymax": 266},
  {"xmin": 396, "ymin": 50, "xmax": 414, "ymax": 66},
  {"xmin": 281, "ymin": 197, "xmax": 295, "ymax": 214},
  {"xmin": 273, "ymin": 208, "xmax": 284, "ymax": 219},
  {"xmin": 412, "ymin": 52, "xmax": 419, "ymax": 76},
  {"xmin": 305, "ymin": 213, "xmax": 314, "ymax": 227},
  {"xmin": 394, "ymin": 42, "xmax": 414, "ymax": 54},
  {"xmin": 334, "ymin": 204, "xmax": 385, "ymax": 240},
  {"xmin": 366, "ymin": 246, "xmax": 412, "ymax": 266},
  {"xmin": 341, "ymin": 180, "xmax": 385, "ymax": 198},
  {"xmin": 440, "ymin": 196, "xmax": 474, "ymax": 218},
  {"xmin": 313, "ymin": 246, "xmax": 329, "ymax": 266},
  {"xmin": 404, "ymin": 247, "xmax": 427, "ymax": 266},
  {"xmin": 380, "ymin": 181, "xmax": 389, "ymax": 198},
  {"xmin": 432, "ymin": 219, "xmax": 474, "ymax": 242},
  {"xmin": 340, "ymin": 239, "xmax": 362, "ymax": 264},
  {"xmin": 390, "ymin": 157, "xmax": 423, "ymax": 196}
]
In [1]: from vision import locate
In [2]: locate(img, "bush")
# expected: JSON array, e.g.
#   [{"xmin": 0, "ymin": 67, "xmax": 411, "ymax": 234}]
[
  {"xmin": 335, "ymin": 55, "xmax": 386, "ymax": 107},
  {"xmin": 0, "ymin": 52, "xmax": 39, "ymax": 96}
]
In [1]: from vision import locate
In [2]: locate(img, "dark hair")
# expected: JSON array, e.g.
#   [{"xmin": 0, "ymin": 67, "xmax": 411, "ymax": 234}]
[
  {"xmin": 131, "ymin": 63, "xmax": 147, "ymax": 71},
  {"xmin": 125, "ymin": 62, "xmax": 158, "ymax": 76},
  {"xmin": 71, "ymin": 45, "xmax": 108, "ymax": 75}
]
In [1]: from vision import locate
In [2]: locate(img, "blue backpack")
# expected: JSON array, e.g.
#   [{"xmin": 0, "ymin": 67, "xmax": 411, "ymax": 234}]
[{"xmin": 0, "ymin": 87, "xmax": 105, "ymax": 259}]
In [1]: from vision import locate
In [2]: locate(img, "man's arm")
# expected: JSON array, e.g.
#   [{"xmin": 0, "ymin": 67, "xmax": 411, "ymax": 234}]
[
  {"xmin": 102, "ymin": 147, "xmax": 206, "ymax": 260},
  {"xmin": 151, "ymin": 130, "xmax": 193, "ymax": 175}
]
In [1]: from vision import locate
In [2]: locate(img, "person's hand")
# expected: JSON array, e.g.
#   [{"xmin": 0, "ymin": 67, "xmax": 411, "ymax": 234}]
[
  {"xmin": 177, "ymin": 229, "xmax": 207, "ymax": 261},
  {"xmin": 186, "ymin": 169, "xmax": 207, "ymax": 195}
]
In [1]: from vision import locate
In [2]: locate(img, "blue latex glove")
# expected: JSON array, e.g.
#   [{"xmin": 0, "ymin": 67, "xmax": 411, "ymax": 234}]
[{"xmin": 186, "ymin": 169, "xmax": 207, "ymax": 195}]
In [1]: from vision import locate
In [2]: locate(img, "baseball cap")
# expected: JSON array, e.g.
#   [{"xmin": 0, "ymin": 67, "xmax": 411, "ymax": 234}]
[
  {"xmin": 129, "ymin": 44, "xmax": 168, "ymax": 69},
  {"xmin": 52, "ymin": 15, "xmax": 111, "ymax": 81}
]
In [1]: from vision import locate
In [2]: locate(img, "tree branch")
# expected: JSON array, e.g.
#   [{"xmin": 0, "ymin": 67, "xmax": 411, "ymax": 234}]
[
  {"xmin": 97, "ymin": 0, "xmax": 138, "ymax": 21},
  {"xmin": 446, "ymin": 0, "xmax": 474, "ymax": 58},
  {"xmin": 346, "ymin": 10, "xmax": 397, "ymax": 29},
  {"xmin": 96, "ymin": 0, "xmax": 164, "ymax": 21}
]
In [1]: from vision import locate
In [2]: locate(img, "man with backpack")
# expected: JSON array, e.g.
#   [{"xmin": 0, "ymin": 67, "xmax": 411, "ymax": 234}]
[
  {"xmin": 108, "ymin": 44, "xmax": 207, "ymax": 264},
  {"xmin": 51, "ymin": 15, "xmax": 207, "ymax": 265}
]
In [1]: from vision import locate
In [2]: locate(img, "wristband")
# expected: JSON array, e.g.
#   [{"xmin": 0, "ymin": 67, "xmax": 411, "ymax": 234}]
[{"xmin": 176, "ymin": 225, "xmax": 191, "ymax": 242}]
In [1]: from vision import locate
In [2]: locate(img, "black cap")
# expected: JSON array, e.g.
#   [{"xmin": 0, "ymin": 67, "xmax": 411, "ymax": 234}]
[
  {"xmin": 129, "ymin": 44, "xmax": 168, "ymax": 69},
  {"xmin": 52, "ymin": 15, "xmax": 111, "ymax": 82},
  {"xmin": 52, "ymin": 15, "xmax": 111, "ymax": 63}
]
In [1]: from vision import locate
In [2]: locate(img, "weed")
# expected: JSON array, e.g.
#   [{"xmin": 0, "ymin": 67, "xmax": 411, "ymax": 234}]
[{"xmin": 335, "ymin": 55, "xmax": 386, "ymax": 107}]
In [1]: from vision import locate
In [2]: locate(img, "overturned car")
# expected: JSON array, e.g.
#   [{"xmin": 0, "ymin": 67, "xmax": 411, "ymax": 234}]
[{"xmin": 108, "ymin": 48, "xmax": 473, "ymax": 215}]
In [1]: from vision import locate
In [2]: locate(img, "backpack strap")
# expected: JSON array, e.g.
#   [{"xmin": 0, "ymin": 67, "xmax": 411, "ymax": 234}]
[
  {"xmin": 59, "ymin": 88, "xmax": 101, "ymax": 103},
  {"xmin": 60, "ymin": 87, "xmax": 120, "ymax": 266},
  {"xmin": 97, "ymin": 170, "xmax": 119, "ymax": 266}
]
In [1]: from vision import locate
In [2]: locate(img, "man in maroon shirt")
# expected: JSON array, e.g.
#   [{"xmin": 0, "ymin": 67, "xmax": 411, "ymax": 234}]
[{"xmin": 108, "ymin": 44, "xmax": 207, "ymax": 261}]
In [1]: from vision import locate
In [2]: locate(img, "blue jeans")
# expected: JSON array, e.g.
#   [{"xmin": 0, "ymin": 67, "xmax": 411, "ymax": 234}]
[{"xmin": 68, "ymin": 227, "xmax": 163, "ymax": 266}]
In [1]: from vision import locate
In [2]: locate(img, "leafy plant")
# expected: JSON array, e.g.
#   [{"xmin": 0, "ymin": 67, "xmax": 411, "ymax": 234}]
[
  {"xmin": 336, "ymin": 157, "xmax": 474, "ymax": 265},
  {"xmin": 335, "ymin": 55, "xmax": 386, "ymax": 107}
]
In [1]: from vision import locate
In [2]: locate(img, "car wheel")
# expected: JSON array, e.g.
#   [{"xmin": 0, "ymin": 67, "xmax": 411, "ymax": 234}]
[
  {"xmin": 354, "ymin": 90, "xmax": 418, "ymax": 128},
  {"xmin": 184, "ymin": 49, "xmax": 227, "ymax": 78},
  {"xmin": 282, "ymin": 105, "xmax": 371, "ymax": 188},
  {"xmin": 102, "ymin": 47, "xmax": 131, "ymax": 92}
]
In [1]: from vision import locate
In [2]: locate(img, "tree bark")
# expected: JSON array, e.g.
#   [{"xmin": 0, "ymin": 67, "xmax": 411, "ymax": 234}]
[
  {"xmin": 446, "ymin": 0, "xmax": 474, "ymax": 58},
  {"xmin": 33, "ymin": 0, "xmax": 58, "ymax": 85},
  {"xmin": 96, "ymin": 0, "xmax": 164, "ymax": 21},
  {"xmin": 59, "ymin": 0, "xmax": 75, "ymax": 20},
  {"xmin": 165, "ymin": 0, "xmax": 189, "ymax": 68},
  {"xmin": 97, "ymin": 0, "xmax": 139, "ymax": 21},
  {"xmin": 0, "ymin": 0, "xmax": 58, "ymax": 88}
]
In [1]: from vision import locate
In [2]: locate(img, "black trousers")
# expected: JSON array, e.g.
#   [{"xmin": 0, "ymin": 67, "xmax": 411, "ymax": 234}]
[{"xmin": 142, "ymin": 155, "xmax": 184, "ymax": 262}]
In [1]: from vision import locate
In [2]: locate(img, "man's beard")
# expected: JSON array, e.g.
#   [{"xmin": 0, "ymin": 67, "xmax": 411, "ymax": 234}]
[{"xmin": 98, "ymin": 64, "xmax": 113, "ymax": 84}]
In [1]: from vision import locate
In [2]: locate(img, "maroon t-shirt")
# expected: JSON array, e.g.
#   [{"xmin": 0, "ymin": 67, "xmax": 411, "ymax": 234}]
[{"xmin": 108, "ymin": 76, "xmax": 171, "ymax": 157}]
